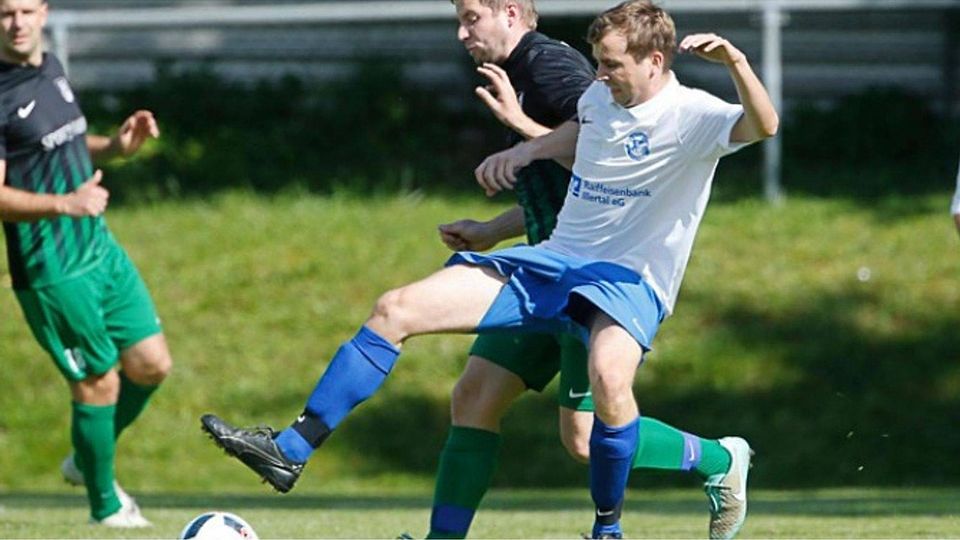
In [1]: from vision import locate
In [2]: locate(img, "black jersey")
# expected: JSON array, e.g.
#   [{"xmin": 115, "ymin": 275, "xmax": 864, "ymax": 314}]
[
  {"xmin": 0, "ymin": 54, "xmax": 107, "ymax": 289},
  {"xmin": 499, "ymin": 31, "xmax": 594, "ymax": 244}
]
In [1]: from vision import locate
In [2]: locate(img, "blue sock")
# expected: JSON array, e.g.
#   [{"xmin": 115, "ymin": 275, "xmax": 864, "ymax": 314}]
[
  {"xmin": 275, "ymin": 326, "xmax": 399, "ymax": 463},
  {"xmin": 590, "ymin": 415, "xmax": 639, "ymax": 536}
]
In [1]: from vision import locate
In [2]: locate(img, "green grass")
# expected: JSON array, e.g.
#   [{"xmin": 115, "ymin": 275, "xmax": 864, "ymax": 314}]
[
  {"xmin": 1, "ymin": 486, "xmax": 959, "ymax": 538},
  {"xmin": 1, "ymin": 188, "xmax": 959, "ymax": 522}
]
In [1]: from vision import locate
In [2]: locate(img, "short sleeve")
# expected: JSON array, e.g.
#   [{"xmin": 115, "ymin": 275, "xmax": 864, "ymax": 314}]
[
  {"xmin": 527, "ymin": 47, "xmax": 595, "ymax": 123},
  {"xmin": 679, "ymin": 88, "xmax": 748, "ymax": 161}
]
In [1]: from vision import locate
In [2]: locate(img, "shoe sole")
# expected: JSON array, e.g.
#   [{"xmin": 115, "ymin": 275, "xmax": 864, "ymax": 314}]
[{"xmin": 200, "ymin": 417, "xmax": 295, "ymax": 494}]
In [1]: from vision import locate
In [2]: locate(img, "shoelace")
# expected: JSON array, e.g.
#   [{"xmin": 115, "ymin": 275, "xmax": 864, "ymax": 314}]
[
  {"xmin": 705, "ymin": 484, "xmax": 730, "ymax": 515},
  {"xmin": 246, "ymin": 425, "xmax": 277, "ymax": 439}
]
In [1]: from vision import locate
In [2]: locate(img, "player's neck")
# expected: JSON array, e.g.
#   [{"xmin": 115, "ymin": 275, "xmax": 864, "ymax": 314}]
[
  {"xmin": 0, "ymin": 48, "xmax": 42, "ymax": 67},
  {"xmin": 501, "ymin": 28, "xmax": 531, "ymax": 63},
  {"xmin": 626, "ymin": 71, "xmax": 672, "ymax": 108}
]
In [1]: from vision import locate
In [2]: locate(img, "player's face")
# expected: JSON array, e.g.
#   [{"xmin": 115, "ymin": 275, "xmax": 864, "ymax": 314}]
[
  {"xmin": 593, "ymin": 32, "xmax": 663, "ymax": 108},
  {"xmin": 0, "ymin": 0, "xmax": 46, "ymax": 64},
  {"xmin": 456, "ymin": 0, "xmax": 512, "ymax": 64}
]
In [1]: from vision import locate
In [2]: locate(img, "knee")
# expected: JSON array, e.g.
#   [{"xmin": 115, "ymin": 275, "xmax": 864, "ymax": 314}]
[
  {"xmin": 451, "ymin": 376, "xmax": 490, "ymax": 425},
  {"xmin": 369, "ymin": 288, "xmax": 412, "ymax": 341},
  {"xmin": 589, "ymin": 371, "xmax": 635, "ymax": 418},
  {"xmin": 561, "ymin": 431, "xmax": 591, "ymax": 464},
  {"xmin": 131, "ymin": 352, "xmax": 172, "ymax": 385},
  {"xmin": 73, "ymin": 370, "xmax": 121, "ymax": 404},
  {"xmin": 450, "ymin": 375, "xmax": 508, "ymax": 430},
  {"xmin": 590, "ymin": 370, "xmax": 632, "ymax": 403},
  {"xmin": 560, "ymin": 411, "xmax": 593, "ymax": 464}
]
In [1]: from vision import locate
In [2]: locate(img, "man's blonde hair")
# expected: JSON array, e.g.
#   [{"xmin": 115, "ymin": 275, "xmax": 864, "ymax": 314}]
[
  {"xmin": 587, "ymin": 0, "xmax": 676, "ymax": 68},
  {"xmin": 453, "ymin": 0, "xmax": 539, "ymax": 30}
]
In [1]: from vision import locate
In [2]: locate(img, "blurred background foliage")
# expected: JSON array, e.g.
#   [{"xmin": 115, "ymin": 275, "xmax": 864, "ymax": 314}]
[{"xmin": 81, "ymin": 62, "xmax": 958, "ymax": 204}]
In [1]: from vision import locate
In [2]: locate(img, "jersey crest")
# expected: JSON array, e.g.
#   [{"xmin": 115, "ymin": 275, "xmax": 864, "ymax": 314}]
[{"xmin": 625, "ymin": 131, "xmax": 650, "ymax": 161}]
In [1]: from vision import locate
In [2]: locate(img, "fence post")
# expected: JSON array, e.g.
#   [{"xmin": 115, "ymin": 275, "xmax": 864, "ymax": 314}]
[
  {"xmin": 49, "ymin": 14, "xmax": 71, "ymax": 76},
  {"xmin": 762, "ymin": 0, "xmax": 784, "ymax": 203}
]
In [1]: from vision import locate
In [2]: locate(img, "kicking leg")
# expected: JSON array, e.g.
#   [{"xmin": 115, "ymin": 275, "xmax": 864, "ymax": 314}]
[{"xmin": 202, "ymin": 264, "xmax": 508, "ymax": 492}]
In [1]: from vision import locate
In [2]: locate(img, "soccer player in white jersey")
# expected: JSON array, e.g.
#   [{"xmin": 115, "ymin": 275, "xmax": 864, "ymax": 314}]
[{"xmin": 201, "ymin": 1, "xmax": 777, "ymax": 538}]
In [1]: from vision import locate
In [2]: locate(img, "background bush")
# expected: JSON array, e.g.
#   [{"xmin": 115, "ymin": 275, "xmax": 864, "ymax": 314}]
[{"xmin": 81, "ymin": 65, "xmax": 957, "ymax": 204}]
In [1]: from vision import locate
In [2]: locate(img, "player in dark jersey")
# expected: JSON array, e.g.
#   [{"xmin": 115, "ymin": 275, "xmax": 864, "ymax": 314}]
[{"xmin": 0, "ymin": 0, "xmax": 169, "ymax": 528}]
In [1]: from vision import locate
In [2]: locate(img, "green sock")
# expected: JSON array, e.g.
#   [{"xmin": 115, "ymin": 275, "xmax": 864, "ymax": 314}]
[
  {"xmin": 632, "ymin": 417, "xmax": 731, "ymax": 480},
  {"xmin": 71, "ymin": 402, "xmax": 121, "ymax": 520},
  {"xmin": 114, "ymin": 371, "xmax": 159, "ymax": 439},
  {"xmin": 427, "ymin": 426, "xmax": 501, "ymax": 539}
]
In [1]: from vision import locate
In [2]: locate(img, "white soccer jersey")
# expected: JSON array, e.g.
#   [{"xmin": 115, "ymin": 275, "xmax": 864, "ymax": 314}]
[
  {"xmin": 541, "ymin": 74, "xmax": 748, "ymax": 314},
  {"xmin": 951, "ymin": 154, "xmax": 960, "ymax": 215}
]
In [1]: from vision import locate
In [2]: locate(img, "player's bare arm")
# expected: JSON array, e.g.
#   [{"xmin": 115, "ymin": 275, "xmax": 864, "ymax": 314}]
[
  {"xmin": 438, "ymin": 205, "xmax": 525, "ymax": 251},
  {"xmin": 680, "ymin": 33, "xmax": 779, "ymax": 143},
  {"xmin": 87, "ymin": 110, "xmax": 160, "ymax": 162},
  {"xmin": 475, "ymin": 119, "xmax": 579, "ymax": 196},
  {"xmin": 0, "ymin": 161, "xmax": 108, "ymax": 221}
]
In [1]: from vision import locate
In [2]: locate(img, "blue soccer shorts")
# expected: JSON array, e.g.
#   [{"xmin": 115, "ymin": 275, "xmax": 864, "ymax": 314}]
[{"xmin": 446, "ymin": 245, "xmax": 665, "ymax": 351}]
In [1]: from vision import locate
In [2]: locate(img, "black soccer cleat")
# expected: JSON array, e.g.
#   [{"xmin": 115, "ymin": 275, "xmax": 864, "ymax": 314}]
[
  {"xmin": 580, "ymin": 532, "xmax": 622, "ymax": 539},
  {"xmin": 200, "ymin": 413, "xmax": 304, "ymax": 493}
]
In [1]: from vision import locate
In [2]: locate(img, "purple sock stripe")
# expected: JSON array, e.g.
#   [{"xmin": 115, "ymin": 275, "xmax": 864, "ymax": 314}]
[{"xmin": 680, "ymin": 432, "xmax": 703, "ymax": 471}]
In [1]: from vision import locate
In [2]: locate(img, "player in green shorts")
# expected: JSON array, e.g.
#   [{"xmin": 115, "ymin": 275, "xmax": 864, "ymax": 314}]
[
  {"xmin": 0, "ymin": 0, "xmax": 170, "ymax": 528},
  {"xmin": 424, "ymin": 1, "xmax": 738, "ymax": 537}
]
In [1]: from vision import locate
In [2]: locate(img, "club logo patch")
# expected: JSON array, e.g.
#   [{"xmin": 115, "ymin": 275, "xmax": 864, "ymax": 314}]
[{"xmin": 625, "ymin": 131, "xmax": 650, "ymax": 161}]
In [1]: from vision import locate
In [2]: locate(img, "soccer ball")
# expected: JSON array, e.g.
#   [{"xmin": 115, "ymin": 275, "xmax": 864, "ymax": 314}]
[{"xmin": 178, "ymin": 511, "xmax": 259, "ymax": 539}]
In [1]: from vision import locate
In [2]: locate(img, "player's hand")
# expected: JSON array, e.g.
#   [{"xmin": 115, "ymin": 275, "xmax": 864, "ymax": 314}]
[
  {"xmin": 475, "ymin": 143, "xmax": 533, "ymax": 196},
  {"xmin": 679, "ymin": 33, "xmax": 745, "ymax": 66},
  {"xmin": 61, "ymin": 170, "xmax": 108, "ymax": 217},
  {"xmin": 475, "ymin": 63, "xmax": 525, "ymax": 130},
  {"xmin": 438, "ymin": 219, "xmax": 498, "ymax": 252},
  {"xmin": 114, "ymin": 110, "xmax": 160, "ymax": 157}
]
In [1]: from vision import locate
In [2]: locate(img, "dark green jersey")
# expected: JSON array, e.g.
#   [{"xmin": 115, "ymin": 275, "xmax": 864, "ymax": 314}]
[
  {"xmin": 513, "ymin": 160, "xmax": 570, "ymax": 244},
  {"xmin": 500, "ymin": 32, "xmax": 595, "ymax": 244},
  {"xmin": 0, "ymin": 54, "xmax": 109, "ymax": 289}
]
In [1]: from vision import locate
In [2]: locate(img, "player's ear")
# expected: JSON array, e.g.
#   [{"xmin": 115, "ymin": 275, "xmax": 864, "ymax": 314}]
[
  {"xmin": 504, "ymin": 1, "xmax": 521, "ymax": 27},
  {"xmin": 649, "ymin": 51, "xmax": 665, "ymax": 72}
]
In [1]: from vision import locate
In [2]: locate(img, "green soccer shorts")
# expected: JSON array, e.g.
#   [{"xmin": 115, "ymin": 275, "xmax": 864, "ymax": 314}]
[
  {"xmin": 14, "ymin": 242, "xmax": 162, "ymax": 382},
  {"xmin": 469, "ymin": 331, "xmax": 594, "ymax": 411}
]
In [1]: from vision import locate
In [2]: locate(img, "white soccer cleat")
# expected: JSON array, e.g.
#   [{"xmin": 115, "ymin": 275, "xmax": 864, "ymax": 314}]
[
  {"xmin": 704, "ymin": 437, "xmax": 753, "ymax": 540},
  {"xmin": 91, "ymin": 498, "xmax": 153, "ymax": 528},
  {"xmin": 61, "ymin": 454, "xmax": 141, "ymax": 521}
]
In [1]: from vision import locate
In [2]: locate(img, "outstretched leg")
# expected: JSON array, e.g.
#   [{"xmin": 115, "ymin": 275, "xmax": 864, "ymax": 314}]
[{"xmin": 203, "ymin": 264, "xmax": 508, "ymax": 492}]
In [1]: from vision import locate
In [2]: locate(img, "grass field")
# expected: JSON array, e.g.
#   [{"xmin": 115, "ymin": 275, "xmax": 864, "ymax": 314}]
[
  {"xmin": 1, "ymin": 486, "xmax": 959, "ymax": 538},
  {"xmin": 1, "ymin": 188, "xmax": 959, "ymax": 537}
]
